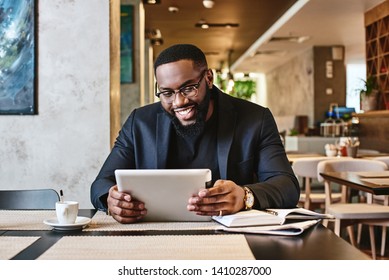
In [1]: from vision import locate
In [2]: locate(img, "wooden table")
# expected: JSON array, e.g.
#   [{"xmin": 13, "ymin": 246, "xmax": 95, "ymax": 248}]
[
  {"xmin": 1, "ymin": 209, "xmax": 370, "ymax": 260},
  {"xmin": 319, "ymin": 171, "xmax": 389, "ymax": 195},
  {"xmin": 286, "ymin": 153, "xmax": 324, "ymax": 164}
]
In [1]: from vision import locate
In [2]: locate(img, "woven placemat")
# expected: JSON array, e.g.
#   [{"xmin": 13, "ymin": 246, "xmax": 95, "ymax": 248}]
[
  {"xmin": 37, "ymin": 234, "xmax": 254, "ymax": 260},
  {"xmin": 0, "ymin": 210, "xmax": 55, "ymax": 230},
  {"xmin": 0, "ymin": 236, "xmax": 40, "ymax": 260},
  {"xmin": 85, "ymin": 210, "xmax": 224, "ymax": 231}
]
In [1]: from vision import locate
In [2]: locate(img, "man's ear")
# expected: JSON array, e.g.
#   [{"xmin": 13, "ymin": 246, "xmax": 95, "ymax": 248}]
[{"xmin": 206, "ymin": 69, "xmax": 214, "ymax": 88}]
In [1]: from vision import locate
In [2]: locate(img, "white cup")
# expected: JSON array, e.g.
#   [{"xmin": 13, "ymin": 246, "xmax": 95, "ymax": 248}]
[
  {"xmin": 325, "ymin": 149, "xmax": 337, "ymax": 157},
  {"xmin": 56, "ymin": 201, "xmax": 79, "ymax": 224}
]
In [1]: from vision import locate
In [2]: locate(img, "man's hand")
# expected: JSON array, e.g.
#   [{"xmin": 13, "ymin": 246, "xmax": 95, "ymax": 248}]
[
  {"xmin": 107, "ymin": 185, "xmax": 147, "ymax": 223},
  {"xmin": 187, "ymin": 179, "xmax": 245, "ymax": 216}
]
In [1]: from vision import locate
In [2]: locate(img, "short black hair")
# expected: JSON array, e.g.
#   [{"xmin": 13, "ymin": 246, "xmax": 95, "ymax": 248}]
[{"xmin": 154, "ymin": 44, "xmax": 208, "ymax": 74}]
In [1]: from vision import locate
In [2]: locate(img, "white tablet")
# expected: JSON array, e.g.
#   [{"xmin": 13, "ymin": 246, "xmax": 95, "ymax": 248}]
[{"xmin": 115, "ymin": 169, "xmax": 212, "ymax": 222}]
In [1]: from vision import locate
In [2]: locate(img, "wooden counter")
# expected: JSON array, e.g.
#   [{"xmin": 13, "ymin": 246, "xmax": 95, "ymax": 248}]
[{"xmin": 355, "ymin": 110, "xmax": 389, "ymax": 153}]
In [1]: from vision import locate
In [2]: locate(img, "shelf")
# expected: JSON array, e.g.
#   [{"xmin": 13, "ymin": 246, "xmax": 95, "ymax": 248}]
[
  {"xmin": 366, "ymin": 23, "xmax": 377, "ymax": 40},
  {"xmin": 354, "ymin": 110, "xmax": 389, "ymax": 118},
  {"xmin": 365, "ymin": 7, "xmax": 389, "ymax": 110}
]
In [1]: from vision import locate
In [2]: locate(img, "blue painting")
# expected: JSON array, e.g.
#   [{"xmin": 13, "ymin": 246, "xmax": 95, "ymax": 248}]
[
  {"xmin": 0, "ymin": 0, "xmax": 37, "ymax": 115},
  {"xmin": 120, "ymin": 5, "xmax": 133, "ymax": 83}
]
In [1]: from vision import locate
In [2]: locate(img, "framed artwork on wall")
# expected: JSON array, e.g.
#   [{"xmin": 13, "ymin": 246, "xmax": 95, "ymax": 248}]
[
  {"xmin": 0, "ymin": 0, "xmax": 38, "ymax": 115},
  {"xmin": 120, "ymin": 4, "xmax": 134, "ymax": 84}
]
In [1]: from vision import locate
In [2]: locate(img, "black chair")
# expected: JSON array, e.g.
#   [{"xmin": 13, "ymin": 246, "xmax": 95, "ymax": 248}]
[{"xmin": 0, "ymin": 189, "xmax": 60, "ymax": 210}]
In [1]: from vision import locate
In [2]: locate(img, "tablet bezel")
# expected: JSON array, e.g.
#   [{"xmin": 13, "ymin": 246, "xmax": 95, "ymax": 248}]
[{"xmin": 115, "ymin": 169, "xmax": 212, "ymax": 222}]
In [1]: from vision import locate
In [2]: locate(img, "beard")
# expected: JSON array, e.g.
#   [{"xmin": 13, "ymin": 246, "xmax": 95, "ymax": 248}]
[{"xmin": 168, "ymin": 87, "xmax": 212, "ymax": 139}]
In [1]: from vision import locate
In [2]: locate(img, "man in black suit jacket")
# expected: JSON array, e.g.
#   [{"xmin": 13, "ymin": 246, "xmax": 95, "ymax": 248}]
[{"xmin": 91, "ymin": 44, "xmax": 299, "ymax": 223}]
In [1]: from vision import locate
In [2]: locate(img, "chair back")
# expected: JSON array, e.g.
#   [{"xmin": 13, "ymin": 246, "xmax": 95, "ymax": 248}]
[
  {"xmin": 292, "ymin": 157, "xmax": 330, "ymax": 210},
  {"xmin": 0, "ymin": 189, "xmax": 60, "ymax": 210},
  {"xmin": 317, "ymin": 159, "xmax": 388, "ymax": 208},
  {"xmin": 292, "ymin": 157, "xmax": 329, "ymax": 178},
  {"xmin": 372, "ymin": 156, "xmax": 389, "ymax": 168},
  {"xmin": 317, "ymin": 159, "xmax": 388, "ymax": 182},
  {"xmin": 358, "ymin": 149, "xmax": 380, "ymax": 155}
]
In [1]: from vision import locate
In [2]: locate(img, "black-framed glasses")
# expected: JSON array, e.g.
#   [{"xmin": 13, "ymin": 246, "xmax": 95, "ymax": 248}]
[{"xmin": 155, "ymin": 70, "xmax": 207, "ymax": 103}]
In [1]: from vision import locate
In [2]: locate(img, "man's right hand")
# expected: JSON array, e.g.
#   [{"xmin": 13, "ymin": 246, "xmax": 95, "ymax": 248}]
[{"xmin": 107, "ymin": 185, "xmax": 147, "ymax": 223}]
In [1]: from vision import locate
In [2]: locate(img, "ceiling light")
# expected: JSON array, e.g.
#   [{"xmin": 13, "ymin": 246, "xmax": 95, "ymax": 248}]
[
  {"xmin": 145, "ymin": 29, "xmax": 162, "ymax": 39},
  {"xmin": 253, "ymin": 50, "xmax": 287, "ymax": 56},
  {"xmin": 145, "ymin": 29, "xmax": 163, "ymax": 45},
  {"xmin": 195, "ymin": 21, "xmax": 239, "ymax": 28},
  {"xmin": 197, "ymin": 19, "xmax": 209, "ymax": 29},
  {"xmin": 151, "ymin": 38, "xmax": 164, "ymax": 46},
  {"xmin": 203, "ymin": 0, "xmax": 215, "ymax": 9},
  {"xmin": 168, "ymin": 6, "xmax": 179, "ymax": 13},
  {"xmin": 143, "ymin": 0, "xmax": 161, "ymax": 4},
  {"xmin": 270, "ymin": 36, "xmax": 310, "ymax": 43}
]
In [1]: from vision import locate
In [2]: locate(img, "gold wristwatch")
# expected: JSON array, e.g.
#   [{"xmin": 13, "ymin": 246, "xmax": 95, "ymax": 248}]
[{"xmin": 243, "ymin": 187, "xmax": 254, "ymax": 210}]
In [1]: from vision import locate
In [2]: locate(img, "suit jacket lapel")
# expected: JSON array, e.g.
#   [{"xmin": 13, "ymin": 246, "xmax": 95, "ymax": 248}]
[
  {"xmin": 217, "ymin": 92, "xmax": 236, "ymax": 179},
  {"xmin": 156, "ymin": 112, "xmax": 172, "ymax": 168}
]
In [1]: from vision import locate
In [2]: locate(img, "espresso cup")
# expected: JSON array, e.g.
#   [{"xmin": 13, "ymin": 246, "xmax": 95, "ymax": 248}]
[{"xmin": 56, "ymin": 201, "xmax": 79, "ymax": 224}]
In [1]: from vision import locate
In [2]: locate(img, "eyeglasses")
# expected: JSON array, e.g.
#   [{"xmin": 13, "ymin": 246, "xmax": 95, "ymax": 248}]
[{"xmin": 155, "ymin": 70, "xmax": 207, "ymax": 103}]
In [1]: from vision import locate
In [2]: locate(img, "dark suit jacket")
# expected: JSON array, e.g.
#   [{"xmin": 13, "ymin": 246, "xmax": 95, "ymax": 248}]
[{"xmin": 91, "ymin": 87, "xmax": 300, "ymax": 211}]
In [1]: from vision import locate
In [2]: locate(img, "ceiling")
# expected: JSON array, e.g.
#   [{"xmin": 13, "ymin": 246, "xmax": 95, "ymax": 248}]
[{"xmin": 144, "ymin": 0, "xmax": 385, "ymax": 74}]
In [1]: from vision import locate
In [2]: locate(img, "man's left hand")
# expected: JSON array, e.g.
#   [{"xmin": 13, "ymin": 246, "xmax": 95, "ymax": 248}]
[{"xmin": 187, "ymin": 179, "xmax": 245, "ymax": 216}]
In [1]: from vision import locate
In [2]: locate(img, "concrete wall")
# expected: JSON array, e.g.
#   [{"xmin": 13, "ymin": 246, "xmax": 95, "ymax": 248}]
[
  {"xmin": 266, "ymin": 46, "xmax": 347, "ymax": 133},
  {"xmin": 266, "ymin": 49, "xmax": 314, "ymax": 131},
  {"xmin": 0, "ymin": 0, "xmax": 110, "ymax": 208}
]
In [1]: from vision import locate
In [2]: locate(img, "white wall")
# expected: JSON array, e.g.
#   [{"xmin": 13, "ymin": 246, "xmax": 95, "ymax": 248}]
[
  {"xmin": 346, "ymin": 63, "xmax": 366, "ymax": 113},
  {"xmin": 0, "ymin": 0, "xmax": 110, "ymax": 208}
]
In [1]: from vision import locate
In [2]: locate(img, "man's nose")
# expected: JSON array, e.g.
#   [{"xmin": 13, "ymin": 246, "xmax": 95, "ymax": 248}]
[{"xmin": 172, "ymin": 91, "xmax": 187, "ymax": 106}]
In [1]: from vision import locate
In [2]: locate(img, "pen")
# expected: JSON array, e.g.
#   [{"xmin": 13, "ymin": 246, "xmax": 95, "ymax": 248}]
[
  {"xmin": 265, "ymin": 209, "xmax": 278, "ymax": 216},
  {"xmin": 60, "ymin": 189, "xmax": 64, "ymax": 202}
]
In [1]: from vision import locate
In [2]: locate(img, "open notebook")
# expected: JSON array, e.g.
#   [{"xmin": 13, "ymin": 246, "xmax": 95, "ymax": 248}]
[
  {"xmin": 219, "ymin": 220, "xmax": 321, "ymax": 236},
  {"xmin": 212, "ymin": 208, "xmax": 333, "ymax": 227},
  {"xmin": 212, "ymin": 208, "xmax": 332, "ymax": 236}
]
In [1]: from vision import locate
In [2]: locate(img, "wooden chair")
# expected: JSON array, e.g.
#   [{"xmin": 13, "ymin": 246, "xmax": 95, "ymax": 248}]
[
  {"xmin": 372, "ymin": 156, "xmax": 389, "ymax": 167},
  {"xmin": 357, "ymin": 149, "xmax": 381, "ymax": 155},
  {"xmin": 364, "ymin": 156, "xmax": 389, "ymax": 257},
  {"xmin": 369, "ymin": 157, "xmax": 389, "ymax": 208},
  {"xmin": 0, "ymin": 189, "xmax": 59, "ymax": 210},
  {"xmin": 292, "ymin": 157, "xmax": 342, "ymax": 211},
  {"xmin": 317, "ymin": 158, "xmax": 389, "ymax": 259}
]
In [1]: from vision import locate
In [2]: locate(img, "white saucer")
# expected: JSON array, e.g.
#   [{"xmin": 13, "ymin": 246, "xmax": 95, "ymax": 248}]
[{"xmin": 43, "ymin": 216, "xmax": 91, "ymax": 231}]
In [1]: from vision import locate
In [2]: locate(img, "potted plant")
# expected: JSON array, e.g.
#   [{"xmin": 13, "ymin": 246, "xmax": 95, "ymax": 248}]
[
  {"xmin": 359, "ymin": 76, "xmax": 379, "ymax": 111},
  {"xmin": 230, "ymin": 79, "xmax": 256, "ymax": 100}
]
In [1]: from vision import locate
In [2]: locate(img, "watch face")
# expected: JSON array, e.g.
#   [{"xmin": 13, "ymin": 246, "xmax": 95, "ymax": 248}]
[
  {"xmin": 246, "ymin": 193, "xmax": 254, "ymax": 207},
  {"xmin": 245, "ymin": 188, "xmax": 254, "ymax": 208}
]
